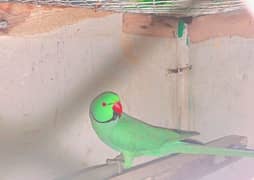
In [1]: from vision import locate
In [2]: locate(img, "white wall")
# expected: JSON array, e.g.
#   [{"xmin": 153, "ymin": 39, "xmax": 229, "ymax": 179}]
[
  {"xmin": 0, "ymin": 14, "xmax": 178, "ymax": 179},
  {"xmin": 2, "ymin": 11, "xmax": 254, "ymax": 180},
  {"xmin": 190, "ymin": 37, "xmax": 254, "ymax": 180}
]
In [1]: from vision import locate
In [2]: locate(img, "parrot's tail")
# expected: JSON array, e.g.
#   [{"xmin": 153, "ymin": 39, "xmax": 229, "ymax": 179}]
[{"xmin": 164, "ymin": 142, "xmax": 254, "ymax": 158}]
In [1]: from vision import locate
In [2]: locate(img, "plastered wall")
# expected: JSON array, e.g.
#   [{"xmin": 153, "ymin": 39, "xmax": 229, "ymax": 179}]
[
  {"xmin": 191, "ymin": 37, "xmax": 254, "ymax": 180},
  {"xmin": 1, "ymin": 8, "xmax": 254, "ymax": 180},
  {"xmin": 0, "ymin": 14, "xmax": 178, "ymax": 179}
]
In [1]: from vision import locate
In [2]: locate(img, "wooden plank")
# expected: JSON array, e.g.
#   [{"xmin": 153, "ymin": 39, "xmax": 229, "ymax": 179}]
[
  {"xmin": 122, "ymin": 13, "xmax": 177, "ymax": 38},
  {"xmin": 189, "ymin": 10, "xmax": 254, "ymax": 43},
  {"xmin": 123, "ymin": 10, "xmax": 254, "ymax": 42},
  {"xmin": 0, "ymin": 3, "xmax": 112, "ymax": 36},
  {"xmin": 110, "ymin": 135, "xmax": 248, "ymax": 180}
]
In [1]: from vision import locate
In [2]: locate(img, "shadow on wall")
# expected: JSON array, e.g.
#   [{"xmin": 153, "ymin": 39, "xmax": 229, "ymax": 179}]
[{"xmin": 0, "ymin": 29, "xmax": 167, "ymax": 179}]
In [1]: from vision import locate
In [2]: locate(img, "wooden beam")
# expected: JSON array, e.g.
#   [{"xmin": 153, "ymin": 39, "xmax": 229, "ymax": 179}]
[
  {"xmin": 122, "ymin": 10, "xmax": 254, "ymax": 42},
  {"xmin": 189, "ymin": 10, "xmax": 254, "ymax": 43},
  {"xmin": 110, "ymin": 135, "xmax": 247, "ymax": 180},
  {"xmin": 122, "ymin": 13, "xmax": 177, "ymax": 38}
]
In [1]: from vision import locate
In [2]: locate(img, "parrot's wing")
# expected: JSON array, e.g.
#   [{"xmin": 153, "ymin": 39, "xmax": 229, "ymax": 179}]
[
  {"xmin": 166, "ymin": 128, "xmax": 200, "ymax": 141},
  {"xmin": 113, "ymin": 114, "xmax": 200, "ymax": 155}
]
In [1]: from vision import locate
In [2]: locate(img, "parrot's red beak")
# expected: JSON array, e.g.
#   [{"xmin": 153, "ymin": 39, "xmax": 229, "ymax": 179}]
[{"xmin": 112, "ymin": 101, "xmax": 123, "ymax": 116}]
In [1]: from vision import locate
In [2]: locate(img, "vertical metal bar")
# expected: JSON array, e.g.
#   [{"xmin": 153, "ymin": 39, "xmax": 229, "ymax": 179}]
[{"xmin": 175, "ymin": 19, "xmax": 191, "ymax": 130}]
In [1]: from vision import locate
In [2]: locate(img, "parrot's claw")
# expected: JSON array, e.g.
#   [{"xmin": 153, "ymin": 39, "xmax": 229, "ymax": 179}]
[
  {"xmin": 106, "ymin": 154, "xmax": 124, "ymax": 165},
  {"xmin": 106, "ymin": 154, "xmax": 124, "ymax": 172}
]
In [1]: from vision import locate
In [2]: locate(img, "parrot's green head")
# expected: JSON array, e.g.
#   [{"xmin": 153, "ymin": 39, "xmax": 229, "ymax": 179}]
[{"xmin": 90, "ymin": 91, "xmax": 123, "ymax": 123}]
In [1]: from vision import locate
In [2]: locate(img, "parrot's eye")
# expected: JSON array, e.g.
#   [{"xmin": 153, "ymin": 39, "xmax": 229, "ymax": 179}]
[{"xmin": 102, "ymin": 102, "xmax": 107, "ymax": 107}]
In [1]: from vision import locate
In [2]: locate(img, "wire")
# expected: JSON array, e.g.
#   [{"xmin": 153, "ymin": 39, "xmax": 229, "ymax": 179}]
[{"xmin": 0, "ymin": 0, "xmax": 245, "ymax": 16}]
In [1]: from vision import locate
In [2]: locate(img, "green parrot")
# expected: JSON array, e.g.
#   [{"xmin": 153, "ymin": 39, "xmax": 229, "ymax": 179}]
[{"xmin": 89, "ymin": 91, "xmax": 254, "ymax": 168}]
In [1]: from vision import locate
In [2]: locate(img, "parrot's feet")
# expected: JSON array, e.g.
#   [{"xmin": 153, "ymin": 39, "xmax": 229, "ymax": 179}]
[
  {"xmin": 106, "ymin": 154, "xmax": 124, "ymax": 172},
  {"xmin": 106, "ymin": 153, "xmax": 133, "ymax": 170},
  {"xmin": 106, "ymin": 154, "xmax": 124, "ymax": 171},
  {"xmin": 106, "ymin": 154, "xmax": 124, "ymax": 163}
]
